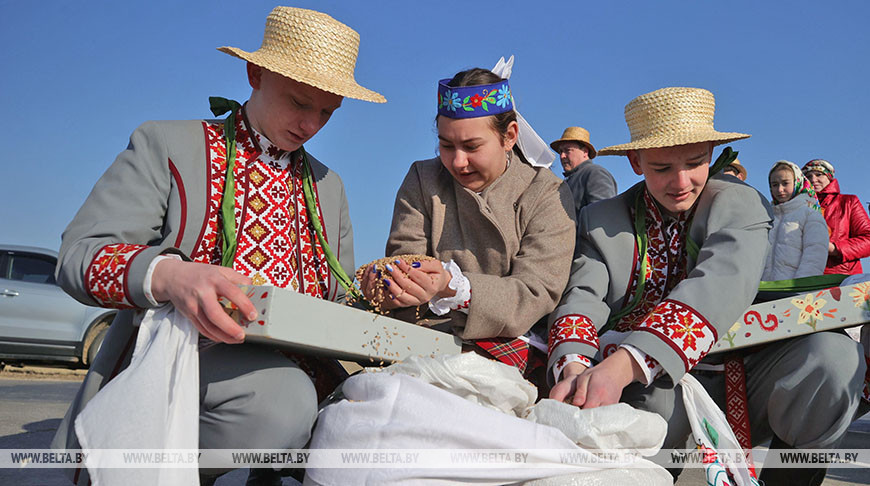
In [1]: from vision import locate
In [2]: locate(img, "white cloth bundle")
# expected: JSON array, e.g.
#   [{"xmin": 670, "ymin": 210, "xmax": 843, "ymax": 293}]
[
  {"xmin": 75, "ymin": 305, "xmax": 199, "ymax": 486},
  {"xmin": 305, "ymin": 353, "xmax": 671, "ymax": 486}
]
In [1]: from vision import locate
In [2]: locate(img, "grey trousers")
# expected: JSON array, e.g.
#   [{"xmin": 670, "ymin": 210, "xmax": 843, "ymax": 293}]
[
  {"xmin": 199, "ymin": 343, "xmax": 318, "ymax": 474},
  {"xmin": 621, "ymin": 331, "xmax": 866, "ymax": 451}
]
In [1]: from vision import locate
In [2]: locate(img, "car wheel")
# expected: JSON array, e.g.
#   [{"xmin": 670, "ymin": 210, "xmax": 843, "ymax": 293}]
[{"xmin": 82, "ymin": 320, "xmax": 110, "ymax": 367}]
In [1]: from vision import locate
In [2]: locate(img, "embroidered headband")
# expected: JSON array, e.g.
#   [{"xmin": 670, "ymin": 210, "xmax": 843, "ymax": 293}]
[
  {"xmin": 802, "ymin": 159, "xmax": 835, "ymax": 178},
  {"xmin": 437, "ymin": 78, "xmax": 513, "ymax": 119}
]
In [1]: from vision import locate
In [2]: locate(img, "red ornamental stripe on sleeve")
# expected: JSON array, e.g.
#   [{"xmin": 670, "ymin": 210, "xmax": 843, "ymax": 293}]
[
  {"xmin": 548, "ymin": 314, "xmax": 599, "ymax": 355},
  {"xmin": 85, "ymin": 243, "xmax": 149, "ymax": 309},
  {"xmin": 634, "ymin": 299, "xmax": 718, "ymax": 372}
]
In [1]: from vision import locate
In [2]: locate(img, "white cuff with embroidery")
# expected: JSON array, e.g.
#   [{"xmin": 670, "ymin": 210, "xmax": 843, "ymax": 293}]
[
  {"xmin": 428, "ymin": 259, "xmax": 471, "ymax": 316},
  {"xmin": 552, "ymin": 354, "xmax": 593, "ymax": 383},
  {"xmin": 620, "ymin": 344, "xmax": 663, "ymax": 386},
  {"xmin": 144, "ymin": 254, "xmax": 183, "ymax": 307}
]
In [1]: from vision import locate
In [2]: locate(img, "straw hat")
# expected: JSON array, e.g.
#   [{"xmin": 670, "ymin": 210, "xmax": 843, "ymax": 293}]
[
  {"xmin": 218, "ymin": 6, "xmax": 385, "ymax": 103},
  {"xmin": 598, "ymin": 87, "xmax": 749, "ymax": 156},
  {"xmin": 549, "ymin": 127, "xmax": 597, "ymax": 159},
  {"xmin": 727, "ymin": 158, "xmax": 748, "ymax": 179}
]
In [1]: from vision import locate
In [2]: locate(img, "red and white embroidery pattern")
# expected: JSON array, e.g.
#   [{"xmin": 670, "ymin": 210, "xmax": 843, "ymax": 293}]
[
  {"xmin": 194, "ymin": 109, "xmax": 329, "ymax": 297},
  {"xmin": 615, "ymin": 191, "xmax": 689, "ymax": 332},
  {"xmin": 86, "ymin": 243, "xmax": 148, "ymax": 308},
  {"xmin": 549, "ymin": 314, "xmax": 599, "ymax": 355},
  {"xmin": 635, "ymin": 299, "xmax": 718, "ymax": 372},
  {"xmin": 553, "ymin": 354, "xmax": 593, "ymax": 382}
]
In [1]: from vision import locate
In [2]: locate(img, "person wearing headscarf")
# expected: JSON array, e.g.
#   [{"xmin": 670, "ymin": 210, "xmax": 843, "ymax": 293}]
[
  {"xmin": 762, "ymin": 160, "xmax": 829, "ymax": 281},
  {"xmin": 360, "ymin": 59, "xmax": 576, "ymax": 383},
  {"xmin": 802, "ymin": 159, "xmax": 870, "ymax": 275}
]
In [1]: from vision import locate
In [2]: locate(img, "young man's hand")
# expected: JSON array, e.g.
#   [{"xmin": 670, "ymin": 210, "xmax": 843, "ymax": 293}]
[
  {"xmin": 549, "ymin": 348, "xmax": 645, "ymax": 408},
  {"xmin": 151, "ymin": 259, "xmax": 255, "ymax": 343}
]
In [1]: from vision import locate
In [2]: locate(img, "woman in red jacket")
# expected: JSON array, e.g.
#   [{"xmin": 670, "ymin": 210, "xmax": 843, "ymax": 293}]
[{"xmin": 802, "ymin": 159, "xmax": 870, "ymax": 274}]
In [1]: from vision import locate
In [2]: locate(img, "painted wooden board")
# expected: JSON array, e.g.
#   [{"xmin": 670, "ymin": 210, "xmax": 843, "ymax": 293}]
[
  {"xmin": 220, "ymin": 285, "xmax": 462, "ymax": 363},
  {"xmin": 710, "ymin": 282, "xmax": 870, "ymax": 353}
]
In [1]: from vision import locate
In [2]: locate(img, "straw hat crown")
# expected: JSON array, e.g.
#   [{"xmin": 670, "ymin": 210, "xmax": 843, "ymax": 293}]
[
  {"xmin": 598, "ymin": 87, "xmax": 748, "ymax": 156},
  {"xmin": 728, "ymin": 158, "xmax": 748, "ymax": 179},
  {"xmin": 218, "ymin": 6, "xmax": 385, "ymax": 103},
  {"xmin": 550, "ymin": 126, "xmax": 597, "ymax": 159}
]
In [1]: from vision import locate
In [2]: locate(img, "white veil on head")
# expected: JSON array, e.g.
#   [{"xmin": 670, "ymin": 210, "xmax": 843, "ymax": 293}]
[{"xmin": 490, "ymin": 56, "xmax": 555, "ymax": 169}]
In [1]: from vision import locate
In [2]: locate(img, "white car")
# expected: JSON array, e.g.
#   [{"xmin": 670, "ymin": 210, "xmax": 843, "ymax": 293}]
[{"xmin": 0, "ymin": 245, "xmax": 116, "ymax": 368}]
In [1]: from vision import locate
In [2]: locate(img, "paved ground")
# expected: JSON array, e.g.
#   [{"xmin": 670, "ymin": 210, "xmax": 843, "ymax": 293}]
[{"xmin": 1, "ymin": 364, "xmax": 866, "ymax": 485}]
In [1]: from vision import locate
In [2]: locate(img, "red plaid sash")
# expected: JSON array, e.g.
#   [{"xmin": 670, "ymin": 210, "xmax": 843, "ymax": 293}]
[{"xmin": 474, "ymin": 337, "xmax": 530, "ymax": 374}]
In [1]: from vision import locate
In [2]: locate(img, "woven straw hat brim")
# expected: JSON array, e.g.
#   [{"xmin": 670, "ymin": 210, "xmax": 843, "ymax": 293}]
[
  {"xmin": 597, "ymin": 131, "xmax": 750, "ymax": 156},
  {"xmin": 549, "ymin": 138, "xmax": 597, "ymax": 159},
  {"xmin": 220, "ymin": 46, "xmax": 385, "ymax": 103}
]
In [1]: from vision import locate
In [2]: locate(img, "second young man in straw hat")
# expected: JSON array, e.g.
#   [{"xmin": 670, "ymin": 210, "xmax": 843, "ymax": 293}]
[
  {"xmin": 547, "ymin": 87, "xmax": 865, "ymax": 484},
  {"xmin": 550, "ymin": 126, "xmax": 617, "ymax": 219},
  {"xmin": 51, "ymin": 6, "xmax": 384, "ymax": 484}
]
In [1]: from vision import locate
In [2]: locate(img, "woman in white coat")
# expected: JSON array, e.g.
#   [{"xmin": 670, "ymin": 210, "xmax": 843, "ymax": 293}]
[{"xmin": 763, "ymin": 160, "xmax": 829, "ymax": 281}]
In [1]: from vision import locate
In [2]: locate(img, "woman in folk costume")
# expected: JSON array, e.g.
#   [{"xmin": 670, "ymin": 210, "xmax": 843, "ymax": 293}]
[
  {"xmin": 802, "ymin": 158, "xmax": 870, "ymax": 275},
  {"xmin": 762, "ymin": 160, "xmax": 829, "ymax": 281},
  {"xmin": 547, "ymin": 87, "xmax": 865, "ymax": 485},
  {"xmin": 360, "ymin": 59, "xmax": 575, "ymax": 383}
]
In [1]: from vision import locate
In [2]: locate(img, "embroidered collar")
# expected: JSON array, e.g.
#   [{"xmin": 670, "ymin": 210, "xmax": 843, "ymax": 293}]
[{"xmin": 642, "ymin": 189, "xmax": 689, "ymax": 226}]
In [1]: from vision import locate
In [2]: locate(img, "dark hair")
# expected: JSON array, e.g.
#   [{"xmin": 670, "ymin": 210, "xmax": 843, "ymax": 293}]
[{"xmin": 438, "ymin": 68, "xmax": 517, "ymax": 143}]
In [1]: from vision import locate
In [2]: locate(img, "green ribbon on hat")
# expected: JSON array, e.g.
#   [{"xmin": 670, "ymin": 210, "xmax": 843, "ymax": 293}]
[{"xmin": 208, "ymin": 97, "xmax": 361, "ymax": 301}]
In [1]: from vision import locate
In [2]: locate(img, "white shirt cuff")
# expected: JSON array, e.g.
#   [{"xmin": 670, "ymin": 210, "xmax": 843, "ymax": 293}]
[
  {"xmin": 552, "ymin": 354, "xmax": 592, "ymax": 383},
  {"xmin": 620, "ymin": 344, "xmax": 663, "ymax": 386},
  {"xmin": 143, "ymin": 254, "xmax": 182, "ymax": 306},
  {"xmin": 428, "ymin": 260, "xmax": 471, "ymax": 316}
]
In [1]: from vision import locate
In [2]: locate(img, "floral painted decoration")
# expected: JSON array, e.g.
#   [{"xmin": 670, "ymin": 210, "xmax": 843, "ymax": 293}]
[{"xmin": 437, "ymin": 78, "xmax": 513, "ymax": 119}]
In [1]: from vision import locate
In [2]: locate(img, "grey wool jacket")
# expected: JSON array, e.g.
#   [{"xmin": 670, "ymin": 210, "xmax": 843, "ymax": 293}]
[
  {"xmin": 562, "ymin": 160, "xmax": 618, "ymax": 218},
  {"xmin": 386, "ymin": 153, "xmax": 576, "ymax": 340},
  {"xmin": 548, "ymin": 175, "xmax": 773, "ymax": 383},
  {"xmin": 51, "ymin": 115, "xmax": 354, "ymax": 457}
]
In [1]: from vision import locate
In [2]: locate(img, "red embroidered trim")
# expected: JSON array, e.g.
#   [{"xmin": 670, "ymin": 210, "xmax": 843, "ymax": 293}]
[
  {"xmin": 634, "ymin": 299, "xmax": 717, "ymax": 372},
  {"xmin": 549, "ymin": 314, "xmax": 599, "ymax": 355},
  {"xmin": 555, "ymin": 354, "xmax": 592, "ymax": 370},
  {"xmin": 724, "ymin": 354, "xmax": 755, "ymax": 475},
  {"xmin": 456, "ymin": 288, "xmax": 471, "ymax": 310},
  {"xmin": 168, "ymin": 158, "xmax": 187, "ymax": 249},
  {"xmin": 85, "ymin": 243, "xmax": 148, "ymax": 309}
]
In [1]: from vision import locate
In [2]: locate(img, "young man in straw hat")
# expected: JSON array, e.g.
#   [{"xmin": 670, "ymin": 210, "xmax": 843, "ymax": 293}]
[
  {"xmin": 551, "ymin": 126, "xmax": 617, "ymax": 218},
  {"xmin": 51, "ymin": 6, "xmax": 384, "ymax": 484},
  {"xmin": 547, "ymin": 87, "xmax": 865, "ymax": 484}
]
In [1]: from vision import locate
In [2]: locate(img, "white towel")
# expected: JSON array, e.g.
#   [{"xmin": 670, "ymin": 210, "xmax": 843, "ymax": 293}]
[{"xmin": 75, "ymin": 305, "xmax": 200, "ymax": 486}]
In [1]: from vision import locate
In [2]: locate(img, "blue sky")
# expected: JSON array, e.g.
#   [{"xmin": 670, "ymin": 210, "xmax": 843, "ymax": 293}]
[{"xmin": 2, "ymin": 0, "xmax": 869, "ymax": 268}]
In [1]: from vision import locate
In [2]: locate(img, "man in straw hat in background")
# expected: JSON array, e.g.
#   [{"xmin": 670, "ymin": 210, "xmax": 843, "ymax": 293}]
[
  {"xmin": 50, "ymin": 6, "xmax": 384, "ymax": 485},
  {"xmin": 722, "ymin": 157, "xmax": 747, "ymax": 181},
  {"xmin": 547, "ymin": 87, "xmax": 865, "ymax": 485},
  {"xmin": 551, "ymin": 126, "xmax": 617, "ymax": 219}
]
